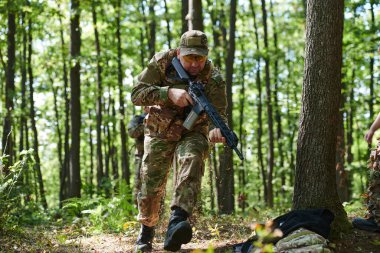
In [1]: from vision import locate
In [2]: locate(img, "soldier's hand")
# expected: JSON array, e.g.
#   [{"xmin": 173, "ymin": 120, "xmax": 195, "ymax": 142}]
[
  {"xmin": 168, "ymin": 88, "xmax": 193, "ymax": 107},
  {"xmin": 365, "ymin": 130, "xmax": 375, "ymax": 144},
  {"xmin": 209, "ymin": 128, "xmax": 226, "ymax": 143}
]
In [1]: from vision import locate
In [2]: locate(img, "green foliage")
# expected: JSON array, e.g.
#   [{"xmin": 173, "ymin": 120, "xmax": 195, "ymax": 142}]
[
  {"xmin": 60, "ymin": 180, "xmax": 137, "ymax": 233},
  {"xmin": 0, "ymin": 149, "xmax": 50, "ymax": 229}
]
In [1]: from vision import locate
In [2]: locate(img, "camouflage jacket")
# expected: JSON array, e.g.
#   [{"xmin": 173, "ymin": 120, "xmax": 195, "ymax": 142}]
[
  {"xmin": 127, "ymin": 114, "xmax": 145, "ymax": 156},
  {"xmin": 131, "ymin": 49, "xmax": 227, "ymax": 141}
]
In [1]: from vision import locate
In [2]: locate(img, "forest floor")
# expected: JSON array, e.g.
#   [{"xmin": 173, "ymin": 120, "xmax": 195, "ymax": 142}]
[{"xmin": 1, "ymin": 215, "xmax": 380, "ymax": 253}]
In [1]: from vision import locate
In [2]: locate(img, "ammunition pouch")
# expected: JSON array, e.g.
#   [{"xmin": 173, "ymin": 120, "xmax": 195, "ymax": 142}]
[{"xmin": 145, "ymin": 106, "xmax": 185, "ymax": 141}]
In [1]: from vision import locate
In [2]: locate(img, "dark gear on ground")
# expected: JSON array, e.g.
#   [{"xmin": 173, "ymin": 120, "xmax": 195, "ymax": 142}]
[
  {"xmin": 134, "ymin": 224, "xmax": 155, "ymax": 252},
  {"xmin": 233, "ymin": 209, "xmax": 335, "ymax": 253},
  {"xmin": 164, "ymin": 206, "xmax": 192, "ymax": 252},
  {"xmin": 352, "ymin": 217, "xmax": 380, "ymax": 233},
  {"xmin": 352, "ymin": 139, "xmax": 380, "ymax": 233}
]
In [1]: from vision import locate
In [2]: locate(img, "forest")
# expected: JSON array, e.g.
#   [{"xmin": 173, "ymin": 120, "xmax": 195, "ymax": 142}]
[{"xmin": 0, "ymin": 0, "xmax": 380, "ymax": 252}]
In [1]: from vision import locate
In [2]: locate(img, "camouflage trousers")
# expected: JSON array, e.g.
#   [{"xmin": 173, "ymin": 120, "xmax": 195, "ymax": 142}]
[
  {"xmin": 366, "ymin": 144, "xmax": 380, "ymax": 225},
  {"xmin": 137, "ymin": 131, "xmax": 209, "ymax": 227}
]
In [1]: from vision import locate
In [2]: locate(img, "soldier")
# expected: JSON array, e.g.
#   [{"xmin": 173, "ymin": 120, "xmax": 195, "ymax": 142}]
[
  {"xmin": 131, "ymin": 30, "xmax": 227, "ymax": 252},
  {"xmin": 352, "ymin": 112, "xmax": 380, "ymax": 233},
  {"xmin": 127, "ymin": 109, "xmax": 147, "ymax": 206}
]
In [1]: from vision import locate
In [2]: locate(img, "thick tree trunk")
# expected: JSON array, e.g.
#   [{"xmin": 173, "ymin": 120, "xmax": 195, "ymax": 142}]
[
  {"xmin": 68, "ymin": 0, "xmax": 82, "ymax": 198},
  {"xmin": 293, "ymin": 0, "xmax": 349, "ymax": 236}
]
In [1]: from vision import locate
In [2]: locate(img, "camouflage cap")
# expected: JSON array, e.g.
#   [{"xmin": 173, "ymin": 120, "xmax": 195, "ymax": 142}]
[{"xmin": 179, "ymin": 30, "xmax": 209, "ymax": 56}]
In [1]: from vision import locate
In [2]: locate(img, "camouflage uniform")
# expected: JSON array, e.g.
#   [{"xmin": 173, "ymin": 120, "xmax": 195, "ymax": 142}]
[
  {"xmin": 131, "ymin": 49, "xmax": 227, "ymax": 227},
  {"xmin": 365, "ymin": 140, "xmax": 380, "ymax": 225},
  {"xmin": 127, "ymin": 113, "xmax": 146, "ymax": 204}
]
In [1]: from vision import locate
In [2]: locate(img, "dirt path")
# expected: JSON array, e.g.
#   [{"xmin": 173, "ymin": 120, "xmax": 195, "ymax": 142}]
[{"xmin": 2, "ymin": 220, "xmax": 380, "ymax": 252}]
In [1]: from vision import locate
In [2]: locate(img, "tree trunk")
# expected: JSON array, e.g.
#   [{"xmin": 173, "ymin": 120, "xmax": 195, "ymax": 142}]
[
  {"xmin": 208, "ymin": 154, "xmax": 215, "ymax": 212},
  {"xmin": 68, "ymin": 0, "xmax": 82, "ymax": 198},
  {"xmin": 2, "ymin": 7, "xmax": 16, "ymax": 172},
  {"xmin": 111, "ymin": 99, "xmax": 119, "ymax": 182},
  {"xmin": 50, "ymin": 78, "xmax": 63, "ymax": 176},
  {"xmin": 115, "ymin": 0, "xmax": 130, "ymax": 186},
  {"xmin": 57, "ymin": 1, "xmax": 70, "ymax": 205},
  {"xmin": 261, "ymin": 0, "xmax": 274, "ymax": 207},
  {"xmin": 92, "ymin": 2, "xmax": 104, "ymax": 192},
  {"xmin": 88, "ymin": 109, "xmax": 94, "ymax": 197},
  {"xmin": 19, "ymin": 11, "xmax": 27, "ymax": 154},
  {"xmin": 192, "ymin": 0, "xmax": 204, "ymax": 31},
  {"xmin": 206, "ymin": 0, "xmax": 222, "ymax": 68},
  {"xmin": 163, "ymin": 0, "xmax": 172, "ymax": 48},
  {"xmin": 346, "ymin": 67, "xmax": 354, "ymax": 164},
  {"xmin": 181, "ymin": 0, "xmax": 189, "ymax": 34},
  {"xmin": 336, "ymin": 80, "xmax": 349, "ymax": 202},
  {"xmin": 270, "ymin": 0, "xmax": 286, "ymax": 202},
  {"xmin": 238, "ymin": 40, "xmax": 246, "ymax": 212},
  {"xmin": 219, "ymin": 0, "xmax": 237, "ymax": 214},
  {"xmin": 249, "ymin": 0, "xmax": 266, "ymax": 203},
  {"xmin": 293, "ymin": 0, "xmax": 349, "ymax": 236},
  {"xmin": 368, "ymin": 1, "xmax": 375, "ymax": 126},
  {"xmin": 148, "ymin": 0, "xmax": 156, "ymax": 59},
  {"xmin": 27, "ymin": 17, "xmax": 47, "ymax": 209}
]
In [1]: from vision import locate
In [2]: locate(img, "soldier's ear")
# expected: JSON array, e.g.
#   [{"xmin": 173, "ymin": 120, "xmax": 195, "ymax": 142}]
[{"xmin": 176, "ymin": 48, "xmax": 181, "ymax": 57}]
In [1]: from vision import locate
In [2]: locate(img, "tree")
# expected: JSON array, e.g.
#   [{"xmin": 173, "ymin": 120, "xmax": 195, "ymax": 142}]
[
  {"xmin": 27, "ymin": 7, "xmax": 48, "ymax": 209},
  {"xmin": 218, "ymin": 0, "xmax": 237, "ymax": 214},
  {"xmin": 293, "ymin": 0, "xmax": 350, "ymax": 235},
  {"xmin": 249, "ymin": 0, "xmax": 266, "ymax": 203},
  {"xmin": 68, "ymin": 0, "xmax": 81, "ymax": 198},
  {"xmin": 56, "ymin": 1, "xmax": 70, "ymax": 205},
  {"xmin": 115, "ymin": 0, "xmax": 130, "ymax": 187},
  {"xmin": 2, "ymin": 1, "xmax": 16, "ymax": 172},
  {"xmin": 91, "ymin": 1, "xmax": 104, "ymax": 192},
  {"xmin": 261, "ymin": 0, "xmax": 275, "ymax": 208}
]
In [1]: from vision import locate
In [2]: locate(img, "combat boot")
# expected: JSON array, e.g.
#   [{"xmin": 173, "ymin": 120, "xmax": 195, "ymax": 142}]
[
  {"xmin": 134, "ymin": 224, "xmax": 155, "ymax": 252},
  {"xmin": 164, "ymin": 206, "xmax": 192, "ymax": 252}
]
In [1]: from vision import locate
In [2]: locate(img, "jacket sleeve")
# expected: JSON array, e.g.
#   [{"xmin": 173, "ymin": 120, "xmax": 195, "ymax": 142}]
[{"xmin": 131, "ymin": 57, "xmax": 170, "ymax": 106}]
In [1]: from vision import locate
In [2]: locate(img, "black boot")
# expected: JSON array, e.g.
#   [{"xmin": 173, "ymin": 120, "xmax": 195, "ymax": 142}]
[
  {"xmin": 164, "ymin": 206, "xmax": 192, "ymax": 252},
  {"xmin": 135, "ymin": 224, "xmax": 155, "ymax": 252}
]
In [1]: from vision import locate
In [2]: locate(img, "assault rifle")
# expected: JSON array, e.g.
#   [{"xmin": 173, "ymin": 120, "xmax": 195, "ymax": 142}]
[{"xmin": 172, "ymin": 57, "xmax": 244, "ymax": 161}]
